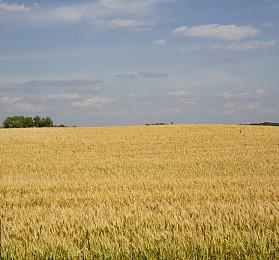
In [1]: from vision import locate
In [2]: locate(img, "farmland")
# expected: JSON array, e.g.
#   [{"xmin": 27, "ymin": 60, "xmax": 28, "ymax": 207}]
[{"xmin": 0, "ymin": 125, "xmax": 279, "ymax": 259}]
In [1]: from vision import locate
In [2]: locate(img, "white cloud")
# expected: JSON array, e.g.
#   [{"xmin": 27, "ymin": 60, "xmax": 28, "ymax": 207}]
[
  {"xmin": 0, "ymin": 96, "xmax": 22, "ymax": 106},
  {"xmin": 244, "ymin": 101, "xmax": 262, "ymax": 110},
  {"xmin": 100, "ymin": 0, "xmax": 167, "ymax": 12},
  {"xmin": 169, "ymin": 90, "xmax": 192, "ymax": 98},
  {"xmin": 182, "ymin": 70, "xmax": 237, "ymax": 87},
  {"xmin": 114, "ymin": 71, "xmax": 168, "ymax": 78},
  {"xmin": 210, "ymin": 40, "xmax": 276, "ymax": 51},
  {"xmin": 0, "ymin": 78, "xmax": 103, "ymax": 107},
  {"xmin": 0, "ymin": 2, "xmax": 30, "ymax": 12},
  {"xmin": 218, "ymin": 89, "xmax": 273, "ymax": 115},
  {"xmin": 0, "ymin": 1, "xmax": 168, "ymax": 27},
  {"xmin": 72, "ymin": 96, "xmax": 115, "ymax": 108},
  {"xmin": 33, "ymin": 3, "xmax": 40, "ymax": 9},
  {"xmin": 92, "ymin": 109, "xmax": 124, "ymax": 116},
  {"xmin": 45, "ymin": 93, "xmax": 81, "ymax": 101},
  {"xmin": 173, "ymin": 24, "xmax": 261, "ymax": 40},
  {"xmin": 139, "ymin": 72, "xmax": 168, "ymax": 78},
  {"xmin": 223, "ymin": 100, "xmax": 262, "ymax": 111},
  {"xmin": 113, "ymin": 70, "xmax": 236, "ymax": 87},
  {"xmin": 263, "ymin": 22, "xmax": 274, "ymax": 28},
  {"xmin": 219, "ymin": 89, "xmax": 265, "ymax": 100},
  {"xmin": 0, "ymin": 96, "xmax": 40, "ymax": 112},
  {"xmin": 153, "ymin": 38, "xmax": 167, "ymax": 47},
  {"xmin": 221, "ymin": 101, "xmax": 274, "ymax": 115},
  {"xmin": 111, "ymin": 19, "xmax": 152, "ymax": 29},
  {"xmin": 169, "ymin": 91, "xmax": 200, "ymax": 104},
  {"xmin": 50, "ymin": 6, "xmax": 84, "ymax": 23},
  {"xmin": 164, "ymin": 107, "xmax": 182, "ymax": 113}
]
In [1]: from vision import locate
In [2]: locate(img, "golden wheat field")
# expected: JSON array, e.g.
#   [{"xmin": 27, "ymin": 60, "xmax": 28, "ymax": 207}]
[{"xmin": 0, "ymin": 124, "xmax": 279, "ymax": 259}]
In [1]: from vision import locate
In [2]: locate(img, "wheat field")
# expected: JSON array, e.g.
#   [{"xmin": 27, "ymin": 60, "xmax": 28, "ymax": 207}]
[{"xmin": 0, "ymin": 125, "xmax": 278, "ymax": 259}]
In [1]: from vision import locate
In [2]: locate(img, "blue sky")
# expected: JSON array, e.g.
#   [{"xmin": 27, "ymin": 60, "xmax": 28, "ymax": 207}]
[{"xmin": 0, "ymin": 0, "xmax": 278, "ymax": 126}]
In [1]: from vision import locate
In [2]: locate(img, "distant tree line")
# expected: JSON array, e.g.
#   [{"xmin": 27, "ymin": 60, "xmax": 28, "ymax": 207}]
[
  {"xmin": 241, "ymin": 122, "xmax": 279, "ymax": 126},
  {"xmin": 145, "ymin": 122, "xmax": 174, "ymax": 126},
  {"xmin": 3, "ymin": 116, "xmax": 54, "ymax": 128}
]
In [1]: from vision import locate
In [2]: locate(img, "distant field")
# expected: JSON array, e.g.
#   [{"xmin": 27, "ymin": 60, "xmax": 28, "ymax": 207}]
[{"xmin": 0, "ymin": 125, "xmax": 279, "ymax": 259}]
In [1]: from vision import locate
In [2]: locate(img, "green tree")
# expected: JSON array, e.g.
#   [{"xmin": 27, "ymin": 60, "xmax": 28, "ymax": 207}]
[
  {"xmin": 3, "ymin": 117, "xmax": 14, "ymax": 128},
  {"xmin": 3, "ymin": 115, "xmax": 55, "ymax": 128},
  {"xmin": 33, "ymin": 116, "xmax": 41, "ymax": 127},
  {"xmin": 42, "ymin": 117, "xmax": 54, "ymax": 127},
  {"xmin": 3, "ymin": 116, "xmax": 26, "ymax": 128},
  {"xmin": 23, "ymin": 117, "xmax": 34, "ymax": 128}
]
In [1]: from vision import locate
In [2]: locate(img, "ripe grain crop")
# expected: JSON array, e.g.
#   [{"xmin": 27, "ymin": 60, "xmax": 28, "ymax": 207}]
[{"xmin": 0, "ymin": 125, "xmax": 279, "ymax": 259}]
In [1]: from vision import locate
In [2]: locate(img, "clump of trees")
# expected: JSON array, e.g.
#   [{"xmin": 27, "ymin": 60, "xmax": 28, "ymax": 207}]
[
  {"xmin": 3, "ymin": 116, "xmax": 54, "ymax": 128},
  {"xmin": 145, "ymin": 122, "xmax": 174, "ymax": 126},
  {"xmin": 249, "ymin": 122, "xmax": 279, "ymax": 126},
  {"xmin": 241, "ymin": 122, "xmax": 279, "ymax": 127}
]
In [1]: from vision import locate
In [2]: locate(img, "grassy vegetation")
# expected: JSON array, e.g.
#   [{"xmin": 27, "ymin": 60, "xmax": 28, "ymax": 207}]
[{"xmin": 0, "ymin": 125, "xmax": 279, "ymax": 259}]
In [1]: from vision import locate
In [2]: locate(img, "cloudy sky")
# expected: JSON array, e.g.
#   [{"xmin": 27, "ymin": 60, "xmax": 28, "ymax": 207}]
[{"xmin": 0, "ymin": 0, "xmax": 278, "ymax": 126}]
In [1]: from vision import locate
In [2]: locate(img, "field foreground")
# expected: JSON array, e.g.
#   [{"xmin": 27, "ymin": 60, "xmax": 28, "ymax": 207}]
[{"xmin": 0, "ymin": 125, "xmax": 279, "ymax": 259}]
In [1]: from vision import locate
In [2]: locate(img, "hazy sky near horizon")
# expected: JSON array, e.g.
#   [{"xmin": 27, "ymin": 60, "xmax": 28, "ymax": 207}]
[{"xmin": 0, "ymin": 0, "xmax": 278, "ymax": 126}]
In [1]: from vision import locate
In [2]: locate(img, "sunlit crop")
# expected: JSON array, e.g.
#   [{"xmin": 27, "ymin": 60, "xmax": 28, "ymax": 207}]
[{"xmin": 0, "ymin": 125, "xmax": 279, "ymax": 259}]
